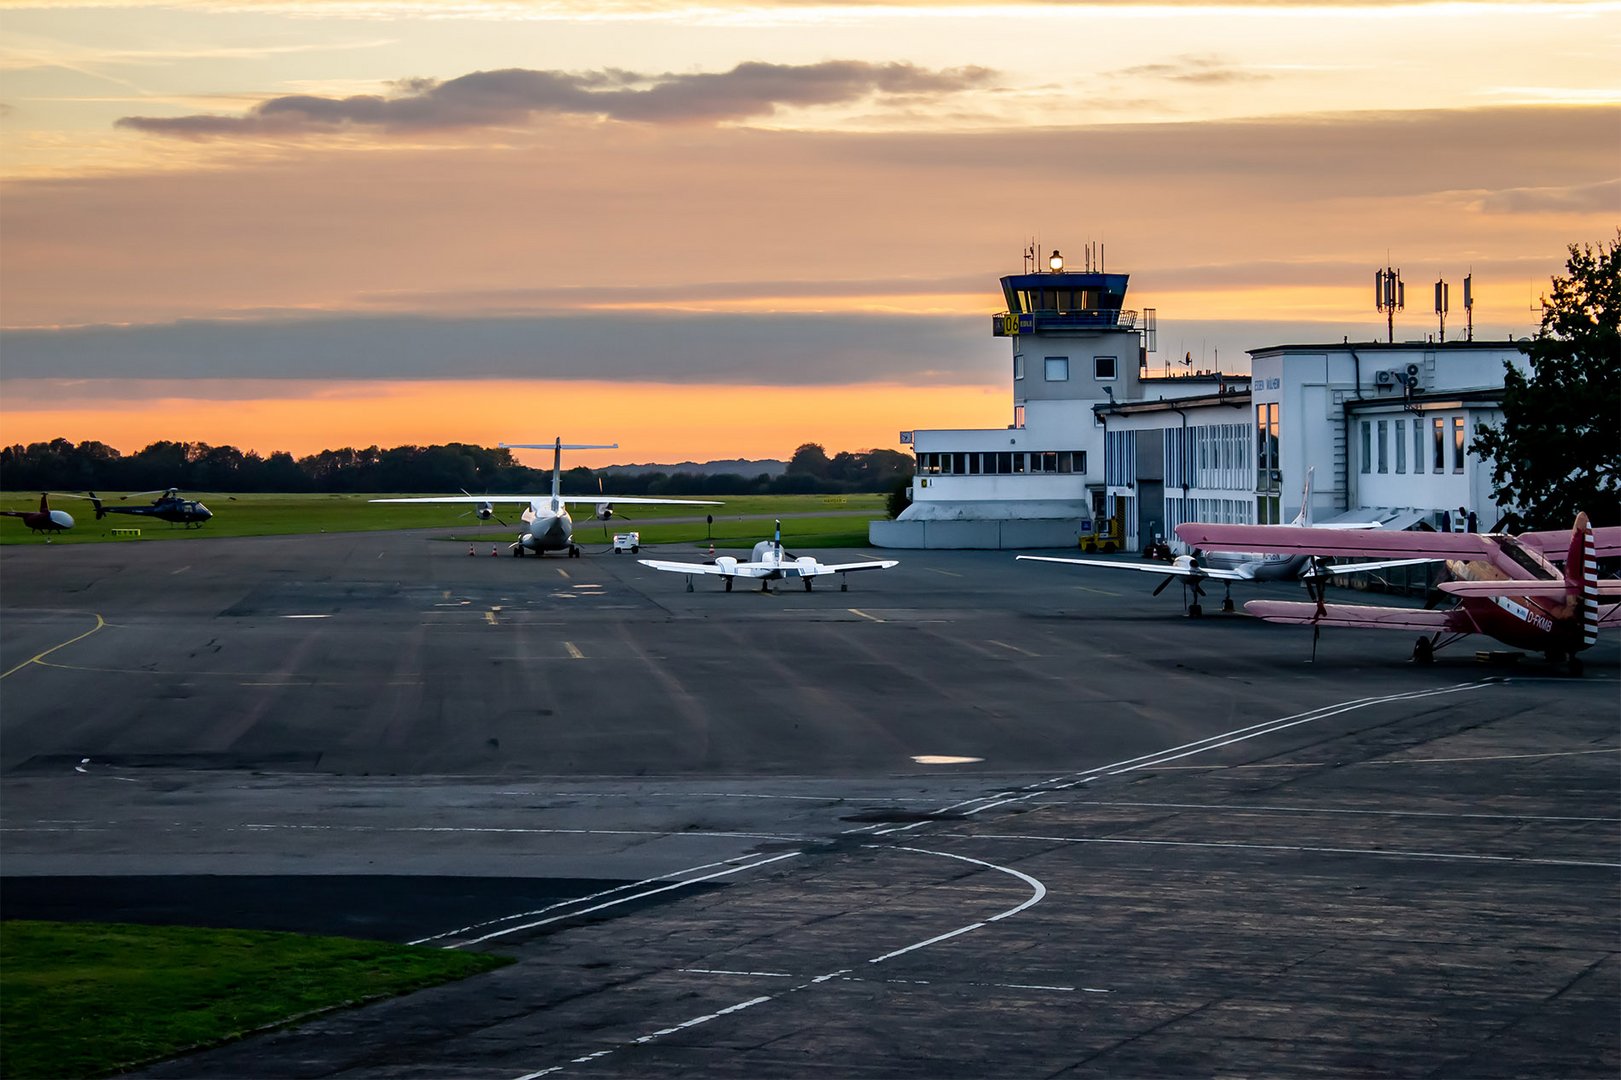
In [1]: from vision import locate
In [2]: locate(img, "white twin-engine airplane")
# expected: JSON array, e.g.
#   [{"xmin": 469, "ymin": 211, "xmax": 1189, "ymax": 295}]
[
  {"xmin": 639, "ymin": 520, "xmax": 898, "ymax": 592},
  {"xmin": 1016, "ymin": 468, "xmax": 1380, "ymax": 615},
  {"xmin": 371, "ymin": 439, "xmax": 721, "ymax": 558}
]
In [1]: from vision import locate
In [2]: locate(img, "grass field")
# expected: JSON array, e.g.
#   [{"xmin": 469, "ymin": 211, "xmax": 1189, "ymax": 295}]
[
  {"xmin": 0, "ymin": 920, "xmax": 510, "ymax": 1079},
  {"xmin": 0, "ymin": 491, "xmax": 889, "ymax": 548}
]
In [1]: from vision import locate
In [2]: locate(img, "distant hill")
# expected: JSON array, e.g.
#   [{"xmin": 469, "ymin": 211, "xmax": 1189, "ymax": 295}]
[{"xmin": 599, "ymin": 458, "xmax": 786, "ymax": 478}]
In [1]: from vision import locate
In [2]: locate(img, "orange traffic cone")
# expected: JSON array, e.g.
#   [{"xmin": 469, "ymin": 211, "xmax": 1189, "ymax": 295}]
[
  {"xmin": 708, "ymin": 541, "xmax": 715, "ymax": 557},
  {"xmin": 490, "ymin": 545, "xmax": 499, "ymax": 556},
  {"xmin": 467, "ymin": 544, "xmax": 476, "ymax": 556}
]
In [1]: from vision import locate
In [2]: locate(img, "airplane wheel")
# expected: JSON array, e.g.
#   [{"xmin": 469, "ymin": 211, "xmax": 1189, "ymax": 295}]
[
  {"xmin": 632, "ymin": 546, "xmax": 639, "ymax": 554},
  {"xmin": 570, "ymin": 546, "xmax": 580, "ymax": 558},
  {"xmin": 1413, "ymin": 637, "xmax": 1434, "ymax": 664},
  {"xmin": 804, "ymin": 580, "xmax": 812, "ymax": 592},
  {"xmin": 1221, "ymin": 598, "xmax": 1234, "ymax": 613},
  {"xmin": 513, "ymin": 546, "xmax": 523, "ymax": 557},
  {"xmin": 1188, "ymin": 603, "xmax": 1202, "ymax": 617},
  {"xmin": 724, "ymin": 578, "xmax": 732, "ymax": 592}
]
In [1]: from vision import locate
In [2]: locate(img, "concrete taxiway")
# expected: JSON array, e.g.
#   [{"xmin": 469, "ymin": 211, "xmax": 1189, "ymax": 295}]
[{"xmin": 1, "ymin": 528, "xmax": 1616, "ymax": 1077}]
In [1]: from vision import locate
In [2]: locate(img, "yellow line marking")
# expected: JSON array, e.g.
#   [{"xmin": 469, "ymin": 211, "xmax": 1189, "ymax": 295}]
[
  {"xmin": 2, "ymin": 614, "xmax": 107, "ymax": 680},
  {"xmin": 848, "ymin": 609, "xmax": 884, "ymax": 623},
  {"xmin": 564, "ymin": 641, "xmax": 584, "ymax": 659},
  {"xmin": 442, "ymin": 590, "xmax": 451, "ymax": 600},
  {"xmin": 557, "ymin": 568, "xmax": 571, "ymax": 579},
  {"xmin": 484, "ymin": 610, "xmax": 498, "ymax": 625},
  {"xmin": 1071, "ymin": 585, "xmax": 1123, "ymax": 597}
]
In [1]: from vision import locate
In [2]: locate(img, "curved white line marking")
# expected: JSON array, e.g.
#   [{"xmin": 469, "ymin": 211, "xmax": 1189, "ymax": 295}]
[{"xmin": 866, "ymin": 846, "xmax": 1047, "ymax": 963}]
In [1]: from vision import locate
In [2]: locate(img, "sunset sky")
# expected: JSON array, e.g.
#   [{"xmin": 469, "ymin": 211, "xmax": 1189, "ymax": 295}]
[{"xmin": 2, "ymin": 0, "xmax": 1616, "ymax": 469}]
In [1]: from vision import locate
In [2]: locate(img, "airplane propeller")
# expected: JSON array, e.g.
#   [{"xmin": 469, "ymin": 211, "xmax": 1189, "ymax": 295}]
[{"xmin": 458, "ymin": 490, "xmax": 507, "ymax": 526}]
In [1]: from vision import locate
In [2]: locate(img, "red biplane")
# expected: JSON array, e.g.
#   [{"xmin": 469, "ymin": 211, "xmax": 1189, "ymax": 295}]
[{"xmin": 1176, "ymin": 513, "xmax": 1621, "ymax": 674}]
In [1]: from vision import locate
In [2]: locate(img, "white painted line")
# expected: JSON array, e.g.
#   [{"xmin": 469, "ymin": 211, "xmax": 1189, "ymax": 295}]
[
  {"xmin": 952, "ymin": 832, "xmax": 1621, "ymax": 870},
  {"xmin": 1362, "ymin": 747, "xmax": 1621, "ymax": 765},
  {"xmin": 563, "ymin": 641, "xmax": 584, "ymax": 660},
  {"xmin": 169, "ymin": 565, "xmax": 190, "ymax": 575},
  {"xmin": 988, "ymin": 640, "xmax": 1039, "ymax": 657},
  {"xmin": 281, "ymin": 614, "xmax": 333, "ymax": 619},
  {"xmin": 867, "ymin": 845, "xmax": 1048, "ymax": 962},
  {"xmin": 1082, "ymin": 799, "xmax": 1620, "ymax": 824},
  {"xmin": 848, "ymin": 608, "xmax": 884, "ymax": 623},
  {"xmin": 556, "ymin": 568, "xmax": 570, "ymax": 579},
  {"xmin": 677, "ymin": 969, "xmax": 796, "ymax": 978},
  {"xmin": 926, "ymin": 568, "xmax": 963, "ymax": 577},
  {"xmin": 455, "ymin": 851, "xmax": 801, "ymax": 947}
]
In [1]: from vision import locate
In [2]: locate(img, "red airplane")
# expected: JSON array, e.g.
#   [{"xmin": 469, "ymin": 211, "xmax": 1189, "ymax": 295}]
[
  {"xmin": 1176, "ymin": 513, "xmax": 1621, "ymax": 674},
  {"xmin": 0, "ymin": 492, "xmax": 81, "ymax": 535}
]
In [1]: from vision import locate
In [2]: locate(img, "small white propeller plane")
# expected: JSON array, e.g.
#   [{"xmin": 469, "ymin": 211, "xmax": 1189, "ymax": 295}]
[
  {"xmin": 371, "ymin": 438, "xmax": 721, "ymax": 558},
  {"xmin": 1015, "ymin": 468, "xmax": 1380, "ymax": 615},
  {"xmin": 639, "ymin": 520, "xmax": 898, "ymax": 592}
]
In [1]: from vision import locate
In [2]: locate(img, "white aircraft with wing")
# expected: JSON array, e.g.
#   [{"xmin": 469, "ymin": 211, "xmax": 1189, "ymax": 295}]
[
  {"xmin": 371, "ymin": 438, "xmax": 721, "ymax": 558},
  {"xmin": 1015, "ymin": 469, "xmax": 1380, "ymax": 615},
  {"xmin": 640, "ymin": 520, "xmax": 898, "ymax": 592}
]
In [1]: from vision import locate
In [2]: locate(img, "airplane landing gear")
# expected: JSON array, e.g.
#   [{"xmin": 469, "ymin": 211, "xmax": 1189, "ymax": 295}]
[
  {"xmin": 1187, "ymin": 602, "xmax": 1203, "ymax": 617},
  {"xmin": 1413, "ymin": 636, "xmax": 1434, "ymax": 664},
  {"xmin": 568, "ymin": 545, "xmax": 580, "ymax": 558},
  {"xmin": 724, "ymin": 578, "xmax": 733, "ymax": 592},
  {"xmin": 804, "ymin": 579, "xmax": 813, "ymax": 592},
  {"xmin": 512, "ymin": 545, "xmax": 524, "ymax": 557}
]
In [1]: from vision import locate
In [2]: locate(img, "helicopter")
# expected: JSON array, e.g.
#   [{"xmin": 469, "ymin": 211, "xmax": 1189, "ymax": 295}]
[
  {"xmin": 90, "ymin": 488, "xmax": 214, "ymax": 527},
  {"xmin": 1, "ymin": 492, "xmax": 94, "ymax": 535}
]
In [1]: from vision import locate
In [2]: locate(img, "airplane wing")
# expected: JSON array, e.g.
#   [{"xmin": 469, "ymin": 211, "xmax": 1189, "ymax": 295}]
[
  {"xmin": 802, "ymin": 559, "xmax": 899, "ymax": 576},
  {"xmin": 1178, "ymin": 523, "xmax": 1489, "ymax": 560},
  {"xmin": 1015, "ymin": 555, "xmax": 1249, "ymax": 581},
  {"xmin": 1244, "ymin": 599, "xmax": 1457, "ymax": 632},
  {"xmin": 1518, "ymin": 525, "xmax": 1621, "ymax": 560},
  {"xmin": 1437, "ymin": 580, "xmax": 1621, "ymax": 599},
  {"xmin": 557, "ymin": 496, "xmax": 723, "ymax": 506},
  {"xmin": 370, "ymin": 495, "xmax": 543, "ymax": 505},
  {"xmin": 637, "ymin": 559, "xmax": 774, "ymax": 578},
  {"xmin": 1315, "ymin": 557, "xmax": 1443, "ymax": 575}
]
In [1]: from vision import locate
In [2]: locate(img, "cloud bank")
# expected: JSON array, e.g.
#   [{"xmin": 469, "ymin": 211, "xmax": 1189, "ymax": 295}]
[{"xmin": 115, "ymin": 61, "xmax": 997, "ymax": 137}]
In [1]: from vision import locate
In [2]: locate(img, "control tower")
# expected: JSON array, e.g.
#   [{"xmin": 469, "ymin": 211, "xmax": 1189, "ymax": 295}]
[{"xmin": 872, "ymin": 247, "xmax": 1180, "ymax": 550}]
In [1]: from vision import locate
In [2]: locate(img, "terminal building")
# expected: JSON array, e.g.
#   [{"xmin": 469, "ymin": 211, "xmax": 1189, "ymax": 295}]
[{"xmin": 871, "ymin": 251, "xmax": 1530, "ymax": 551}]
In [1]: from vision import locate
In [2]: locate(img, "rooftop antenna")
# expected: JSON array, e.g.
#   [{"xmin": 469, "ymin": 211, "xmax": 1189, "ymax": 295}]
[
  {"xmin": 1463, "ymin": 272, "xmax": 1473, "ymax": 341},
  {"xmin": 1376, "ymin": 265, "xmax": 1404, "ymax": 343},
  {"xmin": 1434, "ymin": 276, "xmax": 1449, "ymax": 343}
]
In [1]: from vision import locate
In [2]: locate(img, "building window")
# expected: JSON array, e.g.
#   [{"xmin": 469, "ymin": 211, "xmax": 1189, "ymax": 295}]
[
  {"xmin": 1014, "ymin": 354, "xmax": 1024, "ymax": 381},
  {"xmin": 1095, "ymin": 355, "xmax": 1117, "ymax": 380},
  {"xmin": 1452, "ymin": 417, "xmax": 1466, "ymax": 472},
  {"xmin": 1256, "ymin": 403, "xmax": 1280, "ymax": 491},
  {"xmin": 1395, "ymin": 419, "xmax": 1407, "ymax": 473},
  {"xmin": 1377, "ymin": 420, "xmax": 1388, "ymax": 473},
  {"xmin": 1432, "ymin": 417, "xmax": 1446, "ymax": 472},
  {"xmin": 1044, "ymin": 357, "xmax": 1070, "ymax": 382},
  {"xmin": 1014, "ymin": 404, "xmax": 1026, "ymax": 428},
  {"xmin": 1413, "ymin": 421, "xmax": 1425, "ymax": 474},
  {"xmin": 1360, "ymin": 420, "xmax": 1372, "ymax": 475},
  {"xmin": 1011, "ymin": 452, "xmax": 1026, "ymax": 474}
]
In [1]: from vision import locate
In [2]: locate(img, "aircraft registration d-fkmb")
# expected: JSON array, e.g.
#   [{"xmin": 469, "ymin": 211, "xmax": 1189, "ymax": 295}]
[
  {"xmin": 639, "ymin": 520, "xmax": 898, "ymax": 592},
  {"xmin": 1176, "ymin": 512, "xmax": 1621, "ymax": 673},
  {"xmin": 370, "ymin": 439, "xmax": 721, "ymax": 558},
  {"xmin": 1015, "ymin": 468, "xmax": 1377, "ymax": 615}
]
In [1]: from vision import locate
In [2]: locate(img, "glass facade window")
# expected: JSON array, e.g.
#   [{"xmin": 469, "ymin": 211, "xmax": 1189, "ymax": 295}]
[
  {"xmin": 1360, "ymin": 420, "xmax": 1372, "ymax": 474},
  {"xmin": 1044, "ymin": 357, "xmax": 1070, "ymax": 381},
  {"xmin": 1014, "ymin": 354, "xmax": 1024, "ymax": 381},
  {"xmin": 1433, "ymin": 417, "xmax": 1446, "ymax": 472},
  {"xmin": 1256, "ymin": 403, "xmax": 1280, "ymax": 491},
  {"xmin": 1014, "ymin": 405, "xmax": 1025, "ymax": 428},
  {"xmin": 1452, "ymin": 417, "xmax": 1466, "ymax": 472},
  {"xmin": 1377, "ymin": 420, "xmax": 1388, "ymax": 473},
  {"xmin": 1413, "ymin": 421, "xmax": 1425, "ymax": 474},
  {"xmin": 1395, "ymin": 419, "xmax": 1407, "ymax": 473},
  {"xmin": 1095, "ymin": 355, "xmax": 1117, "ymax": 380}
]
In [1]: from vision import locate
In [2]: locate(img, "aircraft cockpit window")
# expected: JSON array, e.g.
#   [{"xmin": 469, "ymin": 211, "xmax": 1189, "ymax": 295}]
[{"xmin": 1488, "ymin": 536, "xmax": 1555, "ymax": 579}]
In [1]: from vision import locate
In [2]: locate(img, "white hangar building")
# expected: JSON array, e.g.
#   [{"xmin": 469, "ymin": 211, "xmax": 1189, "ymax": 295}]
[
  {"xmin": 1103, "ymin": 340, "xmax": 1531, "ymax": 554},
  {"xmin": 872, "ymin": 252, "xmax": 1531, "ymax": 551}
]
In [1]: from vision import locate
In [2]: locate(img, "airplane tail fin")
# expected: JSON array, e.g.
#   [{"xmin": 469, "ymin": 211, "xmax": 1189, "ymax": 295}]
[
  {"xmin": 497, "ymin": 440, "xmax": 619, "ymax": 507},
  {"xmin": 1289, "ymin": 467, "xmax": 1316, "ymax": 527},
  {"xmin": 1565, "ymin": 512, "xmax": 1599, "ymax": 647}
]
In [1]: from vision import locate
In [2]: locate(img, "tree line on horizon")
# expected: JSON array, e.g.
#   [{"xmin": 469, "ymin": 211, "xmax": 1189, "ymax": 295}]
[{"xmin": 0, "ymin": 439, "xmax": 914, "ymax": 498}]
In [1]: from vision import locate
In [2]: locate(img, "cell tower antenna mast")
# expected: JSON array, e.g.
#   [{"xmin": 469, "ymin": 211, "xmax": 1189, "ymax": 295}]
[
  {"xmin": 1375, "ymin": 265, "xmax": 1404, "ymax": 343},
  {"xmin": 1463, "ymin": 272, "xmax": 1474, "ymax": 342},
  {"xmin": 1434, "ymin": 277, "xmax": 1449, "ymax": 343}
]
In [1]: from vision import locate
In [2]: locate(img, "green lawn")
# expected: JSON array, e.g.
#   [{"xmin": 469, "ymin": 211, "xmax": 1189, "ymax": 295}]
[
  {"xmin": 0, "ymin": 491, "xmax": 888, "ymax": 548},
  {"xmin": 0, "ymin": 920, "xmax": 510, "ymax": 1079}
]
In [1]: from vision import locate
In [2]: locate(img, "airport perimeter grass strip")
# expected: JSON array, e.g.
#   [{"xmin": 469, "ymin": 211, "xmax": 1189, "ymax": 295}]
[
  {"xmin": 0, "ymin": 920, "xmax": 512, "ymax": 1080},
  {"xmin": 0, "ymin": 491, "xmax": 886, "ymax": 546}
]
